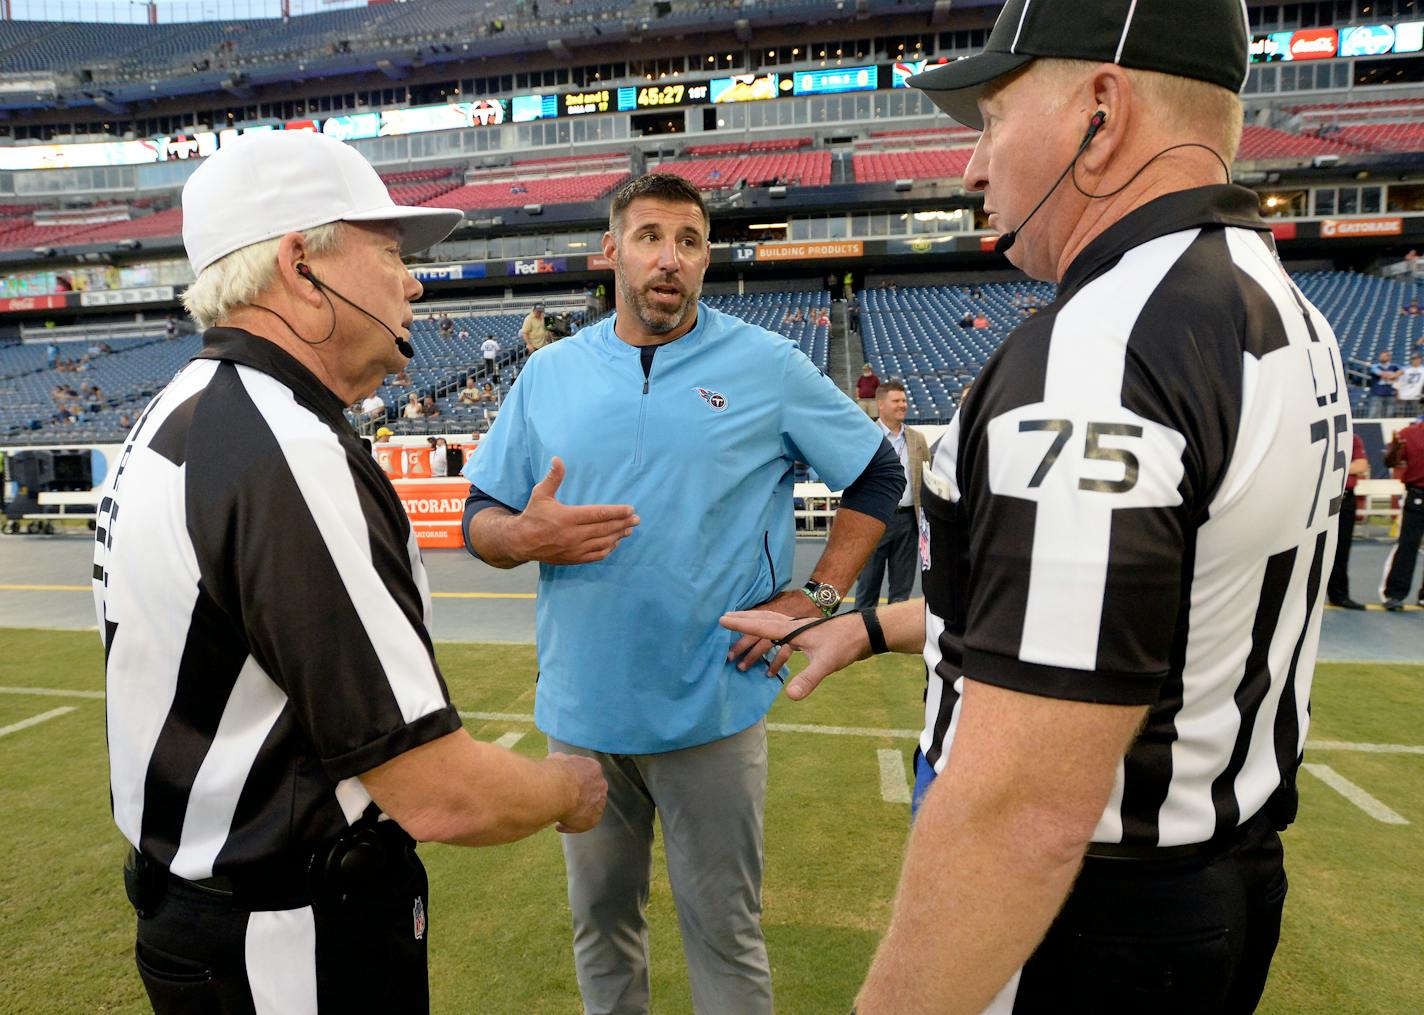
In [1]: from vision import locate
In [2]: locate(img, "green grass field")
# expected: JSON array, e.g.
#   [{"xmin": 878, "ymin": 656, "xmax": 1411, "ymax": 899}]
[{"xmin": 0, "ymin": 627, "xmax": 1420, "ymax": 1013}]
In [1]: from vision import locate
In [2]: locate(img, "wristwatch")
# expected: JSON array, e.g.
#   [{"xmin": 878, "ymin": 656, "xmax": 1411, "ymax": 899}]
[{"xmin": 801, "ymin": 579, "xmax": 842, "ymax": 617}]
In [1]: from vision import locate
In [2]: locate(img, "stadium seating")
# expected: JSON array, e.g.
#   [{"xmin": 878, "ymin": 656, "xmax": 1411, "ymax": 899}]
[
  {"xmin": 427, "ymin": 172, "xmax": 628, "ymax": 211},
  {"xmin": 683, "ymin": 137, "xmax": 813, "ymax": 157},
  {"xmin": 1236, "ymin": 125, "xmax": 1365, "ymax": 160},
  {"xmin": 657, "ymin": 151, "xmax": 831, "ymax": 190},
  {"xmin": 5, "ymin": 271, "xmax": 1420, "ymax": 440},
  {"xmin": 852, "ymin": 148, "xmax": 974, "ymax": 183}
]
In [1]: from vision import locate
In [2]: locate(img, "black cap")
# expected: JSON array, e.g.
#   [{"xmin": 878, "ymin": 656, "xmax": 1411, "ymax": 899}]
[{"xmin": 909, "ymin": 0, "xmax": 1251, "ymax": 129}]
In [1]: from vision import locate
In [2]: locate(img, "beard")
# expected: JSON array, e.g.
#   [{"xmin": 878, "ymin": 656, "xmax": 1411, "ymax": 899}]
[{"xmin": 615, "ymin": 254, "xmax": 699, "ymax": 335}]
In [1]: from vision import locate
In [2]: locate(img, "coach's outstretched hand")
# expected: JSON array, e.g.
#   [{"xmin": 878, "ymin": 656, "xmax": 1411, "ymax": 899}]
[
  {"xmin": 512, "ymin": 456, "xmax": 639, "ymax": 565},
  {"xmin": 720, "ymin": 609, "xmax": 870, "ymax": 700}
]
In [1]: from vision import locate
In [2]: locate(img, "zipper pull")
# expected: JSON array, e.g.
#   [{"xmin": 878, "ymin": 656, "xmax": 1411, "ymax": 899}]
[{"xmin": 642, "ymin": 378, "xmax": 649, "ymax": 395}]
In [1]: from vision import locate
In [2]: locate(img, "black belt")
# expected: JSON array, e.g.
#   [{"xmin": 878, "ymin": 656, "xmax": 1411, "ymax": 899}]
[
  {"xmin": 126, "ymin": 821, "xmax": 415, "ymax": 914},
  {"xmin": 1083, "ymin": 807, "xmax": 1275, "ymax": 865}
]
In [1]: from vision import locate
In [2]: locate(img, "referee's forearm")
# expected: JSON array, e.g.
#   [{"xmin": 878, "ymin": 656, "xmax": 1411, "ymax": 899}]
[{"xmin": 360, "ymin": 732, "xmax": 577, "ymax": 847}]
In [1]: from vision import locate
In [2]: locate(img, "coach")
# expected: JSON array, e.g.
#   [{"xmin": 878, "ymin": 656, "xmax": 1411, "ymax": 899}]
[
  {"xmin": 463, "ymin": 172, "xmax": 901, "ymax": 1014},
  {"xmin": 93, "ymin": 130, "xmax": 605, "ymax": 1014},
  {"xmin": 725, "ymin": 2, "xmax": 1349, "ymax": 1011}
]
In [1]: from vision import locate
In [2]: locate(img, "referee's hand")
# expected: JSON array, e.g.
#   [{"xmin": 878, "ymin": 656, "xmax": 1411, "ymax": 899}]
[
  {"xmin": 725, "ymin": 590, "xmax": 820, "ymax": 680},
  {"xmin": 721, "ymin": 608, "xmax": 869, "ymax": 701},
  {"xmin": 549, "ymin": 753, "xmax": 607, "ymax": 834},
  {"xmin": 512, "ymin": 457, "xmax": 639, "ymax": 565}
]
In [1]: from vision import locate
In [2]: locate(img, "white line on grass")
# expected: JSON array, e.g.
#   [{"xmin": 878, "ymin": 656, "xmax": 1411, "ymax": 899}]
[
  {"xmin": 1303, "ymin": 763, "xmax": 1410, "ymax": 824},
  {"xmin": 7, "ymin": 691, "xmax": 1424, "ymax": 754},
  {"xmin": 493, "ymin": 731, "xmax": 525, "ymax": 749},
  {"xmin": 1307, "ymin": 740, "xmax": 1424, "ymax": 756},
  {"xmin": 877, "ymin": 749, "xmax": 911, "ymax": 804},
  {"xmin": 0, "ymin": 686, "xmax": 105, "ymax": 700},
  {"xmin": 0, "ymin": 706, "xmax": 76, "ymax": 738}
]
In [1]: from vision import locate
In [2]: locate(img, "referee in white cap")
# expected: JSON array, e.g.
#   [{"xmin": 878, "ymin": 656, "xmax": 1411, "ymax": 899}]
[
  {"xmin": 725, "ymin": 1, "xmax": 1349, "ymax": 1011},
  {"xmin": 94, "ymin": 130, "xmax": 605, "ymax": 1013}
]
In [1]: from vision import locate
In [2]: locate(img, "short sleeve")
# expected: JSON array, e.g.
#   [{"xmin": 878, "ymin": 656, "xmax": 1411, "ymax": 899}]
[
  {"xmin": 779, "ymin": 347, "xmax": 883, "ymax": 491},
  {"xmin": 466, "ymin": 362, "xmax": 539, "ymax": 511}
]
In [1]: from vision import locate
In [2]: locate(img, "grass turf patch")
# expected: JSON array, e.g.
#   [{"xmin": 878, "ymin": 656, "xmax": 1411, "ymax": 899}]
[{"xmin": 0, "ymin": 628, "xmax": 1418, "ymax": 1012}]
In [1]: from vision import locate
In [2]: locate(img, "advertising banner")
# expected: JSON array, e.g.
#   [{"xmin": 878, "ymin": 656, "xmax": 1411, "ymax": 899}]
[
  {"xmin": 754, "ymin": 240, "xmax": 863, "ymax": 262},
  {"xmin": 792, "ymin": 66, "xmax": 878, "ymax": 96},
  {"xmin": 0, "ymin": 294, "xmax": 72, "ymax": 313},
  {"xmin": 710, "ymin": 74, "xmax": 780, "ymax": 103},
  {"xmin": 1320, "ymin": 217, "xmax": 1404, "ymax": 238},
  {"xmin": 508, "ymin": 257, "xmax": 568, "ymax": 275},
  {"xmin": 78, "ymin": 286, "xmax": 176, "ymax": 308},
  {"xmin": 392, "ymin": 478, "xmax": 469, "ymax": 549},
  {"xmin": 1340, "ymin": 23, "xmax": 1397, "ymax": 57}
]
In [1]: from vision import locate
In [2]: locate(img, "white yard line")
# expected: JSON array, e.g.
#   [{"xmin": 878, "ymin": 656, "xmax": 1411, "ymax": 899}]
[
  {"xmin": 493, "ymin": 731, "xmax": 525, "ymax": 750},
  {"xmin": 0, "ymin": 706, "xmax": 77, "ymax": 738},
  {"xmin": 1302, "ymin": 763, "xmax": 1410, "ymax": 825},
  {"xmin": 0, "ymin": 686, "xmax": 105, "ymax": 700},
  {"xmin": 876, "ymin": 749, "xmax": 912, "ymax": 804},
  {"xmin": 1306, "ymin": 740, "xmax": 1424, "ymax": 756}
]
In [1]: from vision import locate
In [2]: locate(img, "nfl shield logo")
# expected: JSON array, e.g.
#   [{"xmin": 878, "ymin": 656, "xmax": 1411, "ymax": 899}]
[
  {"xmin": 413, "ymin": 896, "xmax": 427, "ymax": 941},
  {"xmin": 695, "ymin": 387, "xmax": 728, "ymax": 412}
]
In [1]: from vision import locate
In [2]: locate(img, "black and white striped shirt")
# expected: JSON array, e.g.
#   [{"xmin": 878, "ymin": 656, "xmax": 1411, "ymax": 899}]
[
  {"xmin": 920, "ymin": 186, "xmax": 1349, "ymax": 847},
  {"xmin": 93, "ymin": 328, "xmax": 460, "ymax": 880}
]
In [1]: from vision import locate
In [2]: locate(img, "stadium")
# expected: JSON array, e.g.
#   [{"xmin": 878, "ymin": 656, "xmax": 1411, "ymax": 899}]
[{"xmin": 0, "ymin": 0, "xmax": 1420, "ymax": 1011}]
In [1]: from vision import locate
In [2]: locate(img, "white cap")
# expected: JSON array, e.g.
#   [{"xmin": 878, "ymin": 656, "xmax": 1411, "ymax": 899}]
[{"xmin": 181, "ymin": 130, "xmax": 464, "ymax": 276}]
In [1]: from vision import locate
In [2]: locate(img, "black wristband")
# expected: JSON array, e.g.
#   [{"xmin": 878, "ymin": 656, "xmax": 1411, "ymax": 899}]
[{"xmin": 860, "ymin": 607, "xmax": 889, "ymax": 655}]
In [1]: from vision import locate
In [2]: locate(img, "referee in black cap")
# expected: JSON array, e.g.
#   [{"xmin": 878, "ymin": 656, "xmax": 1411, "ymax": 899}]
[
  {"xmin": 724, "ymin": 1, "xmax": 1349, "ymax": 1011},
  {"xmin": 94, "ymin": 129, "xmax": 605, "ymax": 1013}
]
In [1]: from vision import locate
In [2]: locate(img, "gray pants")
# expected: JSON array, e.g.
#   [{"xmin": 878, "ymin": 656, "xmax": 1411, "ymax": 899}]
[{"xmin": 549, "ymin": 722, "xmax": 773, "ymax": 1015}]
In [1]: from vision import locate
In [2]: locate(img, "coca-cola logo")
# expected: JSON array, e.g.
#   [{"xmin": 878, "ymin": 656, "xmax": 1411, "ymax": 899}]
[{"xmin": 1290, "ymin": 29, "xmax": 1338, "ymax": 59}]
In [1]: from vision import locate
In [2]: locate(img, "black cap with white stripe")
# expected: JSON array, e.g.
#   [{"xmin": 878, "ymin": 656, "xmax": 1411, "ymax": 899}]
[{"xmin": 909, "ymin": 0, "xmax": 1251, "ymax": 130}]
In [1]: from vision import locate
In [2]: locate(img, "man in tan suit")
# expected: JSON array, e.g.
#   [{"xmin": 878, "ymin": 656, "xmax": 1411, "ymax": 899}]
[{"xmin": 852, "ymin": 378, "xmax": 929, "ymax": 609}]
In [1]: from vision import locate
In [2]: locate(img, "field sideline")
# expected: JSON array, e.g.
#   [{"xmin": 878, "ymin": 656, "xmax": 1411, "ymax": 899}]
[{"xmin": 0, "ymin": 628, "xmax": 1420, "ymax": 1013}]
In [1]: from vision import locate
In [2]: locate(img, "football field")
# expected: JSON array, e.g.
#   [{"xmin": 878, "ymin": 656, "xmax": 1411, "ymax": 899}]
[{"xmin": 0, "ymin": 628, "xmax": 1420, "ymax": 1013}]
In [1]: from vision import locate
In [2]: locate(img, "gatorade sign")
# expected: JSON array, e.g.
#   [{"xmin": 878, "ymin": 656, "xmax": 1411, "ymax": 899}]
[
  {"xmin": 1320, "ymin": 217, "xmax": 1403, "ymax": 238},
  {"xmin": 393, "ymin": 478, "xmax": 470, "ymax": 548}
]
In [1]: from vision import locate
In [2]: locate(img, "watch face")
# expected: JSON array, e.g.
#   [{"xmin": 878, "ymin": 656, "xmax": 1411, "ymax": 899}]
[{"xmin": 813, "ymin": 585, "xmax": 840, "ymax": 607}]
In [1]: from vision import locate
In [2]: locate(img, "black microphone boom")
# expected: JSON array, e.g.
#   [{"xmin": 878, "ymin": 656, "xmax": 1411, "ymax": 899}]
[
  {"xmin": 296, "ymin": 263, "xmax": 415, "ymax": 358},
  {"xmin": 994, "ymin": 110, "xmax": 1106, "ymax": 256}
]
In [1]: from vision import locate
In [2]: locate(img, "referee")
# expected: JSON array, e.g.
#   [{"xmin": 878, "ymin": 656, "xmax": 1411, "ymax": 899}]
[
  {"xmin": 93, "ymin": 130, "xmax": 605, "ymax": 1014},
  {"xmin": 724, "ymin": 2, "xmax": 1348, "ymax": 1011}
]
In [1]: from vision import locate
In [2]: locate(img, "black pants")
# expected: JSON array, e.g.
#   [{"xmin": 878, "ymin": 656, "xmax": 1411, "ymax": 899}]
[
  {"xmin": 853, "ymin": 507, "xmax": 918, "ymax": 610},
  {"xmin": 129, "ymin": 837, "xmax": 429, "ymax": 1014},
  {"xmin": 1382, "ymin": 486, "xmax": 1424, "ymax": 603},
  {"xmin": 1327, "ymin": 491, "xmax": 1358, "ymax": 603},
  {"xmin": 1011, "ymin": 823, "xmax": 1287, "ymax": 1014}
]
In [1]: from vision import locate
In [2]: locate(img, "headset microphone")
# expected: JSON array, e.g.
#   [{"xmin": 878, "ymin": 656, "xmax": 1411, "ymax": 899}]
[
  {"xmin": 994, "ymin": 110, "xmax": 1107, "ymax": 257},
  {"xmin": 296, "ymin": 263, "xmax": 416, "ymax": 359}
]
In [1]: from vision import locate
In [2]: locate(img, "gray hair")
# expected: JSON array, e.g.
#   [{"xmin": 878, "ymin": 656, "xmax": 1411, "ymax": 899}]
[{"xmin": 180, "ymin": 222, "xmax": 345, "ymax": 329}]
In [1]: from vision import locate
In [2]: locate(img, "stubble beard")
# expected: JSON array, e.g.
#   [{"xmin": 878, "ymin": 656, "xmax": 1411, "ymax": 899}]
[{"xmin": 615, "ymin": 252, "xmax": 698, "ymax": 335}]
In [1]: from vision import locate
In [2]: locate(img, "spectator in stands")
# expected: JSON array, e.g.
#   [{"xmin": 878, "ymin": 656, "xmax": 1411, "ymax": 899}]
[
  {"xmin": 1369, "ymin": 350, "xmax": 1403, "ymax": 418},
  {"xmin": 958, "ymin": 311, "xmax": 974, "ymax": 329},
  {"xmin": 165, "ymin": 314, "xmax": 178, "ymax": 340},
  {"xmin": 1327, "ymin": 431, "xmax": 1370, "ymax": 611},
  {"xmin": 457, "ymin": 326, "xmax": 470, "ymax": 342},
  {"xmin": 403, "ymin": 392, "xmax": 424, "ymax": 418},
  {"xmin": 1397, "ymin": 352, "xmax": 1424, "ymax": 413},
  {"xmin": 856, "ymin": 363, "xmax": 880, "ymax": 417},
  {"xmin": 438, "ymin": 312, "xmax": 454, "ymax": 338},
  {"xmin": 458, "ymin": 375, "xmax": 481, "ymax": 405},
  {"xmin": 360, "ymin": 391, "xmax": 386, "ymax": 419},
  {"xmin": 1398, "ymin": 302, "xmax": 1421, "ymax": 317},
  {"xmin": 463, "ymin": 172, "xmax": 896, "ymax": 1015},
  {"xmin": 521, "ymin": 303, "xmax": 550, "ymax": 354},
  {"xmin": 481, "ymin": 334, "xmax": 501, "ymax": 378},
  {"xmin": 972, "ymin": 312, "xmax": 989, "ymax": 329},
  {"xmin": 45, "ymin": 342, "xmax": 59, "ymax": 369},
  {"xmin": 853, "ymin": 379, "xmax": 928, "ymax": 612},
  {"xmin": 848, "ymin": 295, "xmax": 861, "ymax": 333},
  {"xmin": 373, "ymin": 425, "xmax": 394, "ymax": 445},
  {"xmin": 118, "ymin": 412, "xmax": 133, "ymax": 429},
  {"xmin": 393, "ymin": 367, "xmax": 412, "ymax": 386},
  {"xmin": 784, "ymin": 308, "xmax": 803, "ymax": 324},
  {"xmin": 477, "ymin": 381, "xmax": 499, "ymax": 406},
  {"xmin": 421, "ymin": 395, "xmax": 441, "ymax": 418}
]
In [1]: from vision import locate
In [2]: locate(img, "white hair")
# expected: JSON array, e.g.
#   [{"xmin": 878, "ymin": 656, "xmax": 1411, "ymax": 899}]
[{"xmin": 180, "ymin": 222, "xmax": 345, "ymax": 330}]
